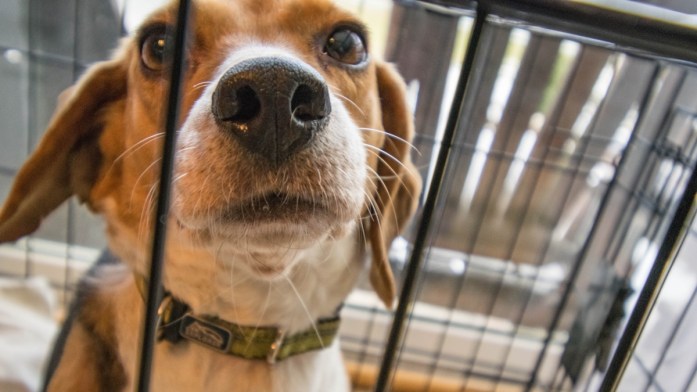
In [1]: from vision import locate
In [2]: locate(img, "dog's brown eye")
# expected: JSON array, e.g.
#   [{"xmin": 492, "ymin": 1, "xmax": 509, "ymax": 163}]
[
  {"xmin": 324, "ymin": 29, "xmax": 367, "ymax": 65},
  {"xmin": 140, "ymin": 30, "xmax": 174, "ymax": 72}
]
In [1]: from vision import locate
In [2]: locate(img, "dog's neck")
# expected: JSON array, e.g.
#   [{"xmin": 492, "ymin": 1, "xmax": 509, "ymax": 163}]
[
  {"xmin": 169, "ymin": 234, "xmax": 363, "ymax": 333},
  {"xmin": 108, "ymin": 218, "xmax": 365, "ymax": 334}
]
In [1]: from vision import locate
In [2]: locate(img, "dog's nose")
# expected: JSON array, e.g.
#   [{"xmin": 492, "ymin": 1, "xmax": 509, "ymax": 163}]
[{"xmin": 212, "ymin": 57, "xmax": 331, "ymax": 165}]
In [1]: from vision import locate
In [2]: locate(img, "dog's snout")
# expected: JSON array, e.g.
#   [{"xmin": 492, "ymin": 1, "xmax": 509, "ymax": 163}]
[{"xmin": 212, "ymin": 57, "xmax": 331, "ymax": 165}]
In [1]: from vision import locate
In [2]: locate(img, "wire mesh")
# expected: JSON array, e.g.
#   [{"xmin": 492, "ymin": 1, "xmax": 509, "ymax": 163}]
[
  {"xmin": 374, "ymin": 2, "xmax": 697, "ymax": 391},
  {"xmin": 1, "ymin": 1, "xmax": 697, "ymax": 392}
]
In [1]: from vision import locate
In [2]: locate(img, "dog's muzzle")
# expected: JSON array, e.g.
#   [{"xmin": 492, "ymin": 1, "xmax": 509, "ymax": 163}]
[{"xmin": 212, "ymin": 57, "xmax": 332, "ymax": 166}]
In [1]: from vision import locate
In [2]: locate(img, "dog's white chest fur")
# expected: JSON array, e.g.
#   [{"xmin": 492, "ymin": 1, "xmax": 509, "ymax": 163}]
[
  {"xmin": 108, "ymin": 231, "xmax": 362, "ymax": 392},
  {"xmin": 144, "ymin": 342, "xmax": 348, "ymax": 391}
]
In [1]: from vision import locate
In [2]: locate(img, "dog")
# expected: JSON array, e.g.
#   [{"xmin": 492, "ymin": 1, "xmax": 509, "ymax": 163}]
[{"xmin": 0, "ymin": 0, "xmax": 420, "ymax": 390}]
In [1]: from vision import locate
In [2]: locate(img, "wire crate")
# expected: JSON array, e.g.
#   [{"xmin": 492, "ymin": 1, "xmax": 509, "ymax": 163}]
[{"xmin": 1, "ymin": 0, "xmax": 696, "ymax": 391}]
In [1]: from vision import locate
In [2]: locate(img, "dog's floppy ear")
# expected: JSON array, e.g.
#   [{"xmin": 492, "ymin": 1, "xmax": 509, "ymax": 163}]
[
  {"xmin": 0, "ymin": 58, "xmax": 127, "ymax": 243},
  {"xmin": 369, "ymin": 62, "xmax": 422, "ymax": 308}
]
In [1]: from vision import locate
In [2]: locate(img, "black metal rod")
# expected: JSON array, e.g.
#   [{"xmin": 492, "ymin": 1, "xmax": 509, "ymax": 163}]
[
  {"xmin": 600, "ymin": 163, "xmax": 697, "ymax": 391},
  {"xmin": 487, "ymin": 43, "xmax": 592, "ymax": 390},
  {"xmin": 136, "ymin": 1, "xmax": 191, "ymax": 391},
  {"xmin": 424, "ymin": 0, "xmax": 697, "ymax": 65},
  {"xmin": 643, "ymin": 275, "xmax": 697, "ymax": 391},
  {"xmin": 524, "ymin": 61, "xmax": 663, "ymax": 391},
  {"xmin": 569, "ymin": 74, "xmax": 689, "ymax": 392},
  {"xmin": 119, "ymin": 1, "xmax": 129, "ymax": 37},
  {"xmin": 419, "ymin": 23, "xmax": 501, "ymax": 391},
  {"xmin": 684, "ymin": 346, "xmax": 697, "ymax": 392},
  {"xmin": 24, "ymin": 0, "xmax": 37, "ymax": 280},
  {"xmin": 373, "ymin": 8, "xmax": 487, "ymax": 392},
  {"xmin": 64, "ymin": 0, "xmax": 81, "ymax": 311}
]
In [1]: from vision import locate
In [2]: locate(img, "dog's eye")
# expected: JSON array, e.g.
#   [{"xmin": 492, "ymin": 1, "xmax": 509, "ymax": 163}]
[
  {"xmin": 140, "ymin": 29, "xmax": 174, "ymax": 72},
  {"xmin": 323, "ymin": 29, "xmax": 367, "ymax": 65}
]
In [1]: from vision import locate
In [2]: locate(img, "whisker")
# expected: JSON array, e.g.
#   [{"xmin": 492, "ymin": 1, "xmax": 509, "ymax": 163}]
[
  {"xmin": 193, "ymin": 81, "xmax": 213, "ymax": 91},
  {"xmin": 366, "ymin": 170, "xmax": 392, "ymax": 218},
  {"xmin": 129, "ymin": 157, "xmax": 163, "ymax": 206},
  {"xmin": 365, "ymin": 164, "xmax": 403, "ymax": 236},
  {"xmin": 284, "ymin": 276, "xmax": 323, "ymax": 348},
  {"xmin": 359, "ymin": 127, "xmax": 420, "ymax": 155},
  {"xmin": 176, "ymin": 145, "xmax": 198, "ymax": 154},
  {"xmin": 217, "ymin": 237, "xmax": 245, "ymax": 329},
  {"xmin": 363, "ymin": 144, "xmax": 420, "ymax": 202},
  {"xmin": 245, "ymin": 282, "xmax": 273, "ymax": 354},
  {"xmin": 171, "ymin": 172, "xmax": 188, "ymax": 184},
  {"xmin": 363, "ymin": 146, "xmax": 409, "ymax": 193},
  {"xmin": 109, "ymin": 132, "xmax": 166, "ymax": 173},
  {"xmin": 363, "ymin": 143, "xmax": 410, "ymax": 172},
  {"xmin": 138, "ymin": 182, "xmax": 159, "ymax": 244},
  {"xmin": 330, "ymin": 89, "xmax": 365, "ymax": 117}
]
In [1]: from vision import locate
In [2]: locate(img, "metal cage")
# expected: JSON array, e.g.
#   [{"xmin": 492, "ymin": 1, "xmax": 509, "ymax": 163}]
[{"xmin": 1, "ymin": 0, "xmax": 697, "ymax": 391}]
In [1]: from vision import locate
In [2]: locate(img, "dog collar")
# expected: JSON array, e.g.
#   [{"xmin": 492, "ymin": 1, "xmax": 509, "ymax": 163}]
[{"xmin": 134, "ymin": 275, "xmax": 341, "ymax": 364}]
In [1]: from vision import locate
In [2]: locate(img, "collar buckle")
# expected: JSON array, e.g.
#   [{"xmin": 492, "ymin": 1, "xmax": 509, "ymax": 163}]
[
  {"xmin": 156, "ymin": 295, "xmax": 173, "ymax": 340},
  {"xmin": 157, "ymin": 293, "xmax": 190, "ymax": 343},
  {"xmin": 266, "ymin": 329, "xmax": 287, "ymax": 364}
]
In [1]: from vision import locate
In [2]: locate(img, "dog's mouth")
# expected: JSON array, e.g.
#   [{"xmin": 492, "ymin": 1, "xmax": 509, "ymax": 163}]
[
  {"xmin": 250, "ymin": 262, "xmax": 287, "ymax": 278},
  {"xmin": 220, "ymin": 192, "xmax": 329, "ymax": 224},
  {"xmin": 172, "ymin": 182, "xmax": 360, "ymax": 246}
]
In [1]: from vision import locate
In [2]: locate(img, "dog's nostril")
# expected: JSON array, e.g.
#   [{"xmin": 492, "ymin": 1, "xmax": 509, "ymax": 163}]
[
  {"xmin": 215, "ymin": 85, "xmax": 261, "ymax": 123},
  {"xmin": 231, "ymin": 85, "xmax": 261, "ymax": 122},
  {"xmin": 291, "ymin": 84, "xmax": 329, "ymax": 122}
]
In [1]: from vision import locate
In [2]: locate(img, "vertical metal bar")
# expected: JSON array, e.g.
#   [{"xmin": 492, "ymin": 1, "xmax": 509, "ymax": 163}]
[
  {"xmin": 64, "ymin": 0, "xmax": 81, "ymax": 309},
  {"xmin": 354, "ymin": 307, "xmax": 380, "ymax": 383},
  {"xmin": 119, "ymin": 0, "xmax": 129, "ymax": 37},
  {"xmin": 543, "ymin": 62, "xmax": 674, "ymax": 391},
  {"xmin": 606, "ymin": 71, "xmax": 687, "ymax": 276},
  {"xmin": 525, "ymin": 63, "xmax": 662, "ymax": 391},
  {"xmin": 136, "ymin": 1, "xmax": 191, "ymax": 390},
  {"xmin": 633, "ymin": 356, "xmax": 655, "ymax": 390},
  {"xmin": 488, "ymin": 44, "xmax": 588, "ymax": 390},
  {"xmin": 24, "ymin": 0, "xmax": 36, "ymax": 279},
  {"xmin": 643, "ymin": 273, "xmax": 697, "ymax": 392},
  {"xmin": 600, "ymin": 162, "xmax": 697, "ymax": 391},
  {"xmin": 683, "ymin": 347, "xmax": 697, "ymax": 392},
  {"xmin": 373, "ymin": 8, "xmax": 487, "ymax": 392},
  {"xmin": 419, "ymin": 22, "xmax": 502, "ymax": 390}
]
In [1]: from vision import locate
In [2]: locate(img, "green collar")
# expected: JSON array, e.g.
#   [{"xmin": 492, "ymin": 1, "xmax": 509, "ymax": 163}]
[{"xmin": 135, "ymin": 275, "xmax": 341, "ymax": 364}]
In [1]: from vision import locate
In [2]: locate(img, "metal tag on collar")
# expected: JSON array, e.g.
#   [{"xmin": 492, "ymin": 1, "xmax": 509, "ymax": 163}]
[
  {"xmin": 266, "ymin": 329, "xmax": 286, "ymax": 364},
  {"xmin": 179, "ymin": 315, "xmax": 233, "ymax": 353},
  {"xmin": 156, "ymin": 295, "xmax": 173, "ymax": 341}
]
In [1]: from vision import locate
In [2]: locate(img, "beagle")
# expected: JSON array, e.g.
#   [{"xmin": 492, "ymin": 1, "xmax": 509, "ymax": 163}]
[{"xmin": 0, "ymin": 0, "xmax": 420, "ymax": 391}]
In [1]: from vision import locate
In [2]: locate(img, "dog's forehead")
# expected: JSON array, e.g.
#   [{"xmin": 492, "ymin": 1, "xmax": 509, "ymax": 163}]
[{"xmin": 144, "ymin": 0, "xmax": 363, "ymax": 41}]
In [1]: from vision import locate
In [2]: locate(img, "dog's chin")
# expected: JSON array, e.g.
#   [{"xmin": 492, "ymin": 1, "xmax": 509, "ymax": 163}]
[
  {"xmin": 235, "ymin": 251, "xmax": 294, "ymax": 281},
  {"xmin": 177, "ymin": 207, "xmax": 358, "ymax": 281},
  {"xmin": 175, "ymin": 198, "xmax": 358, "ymax": 248}
]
